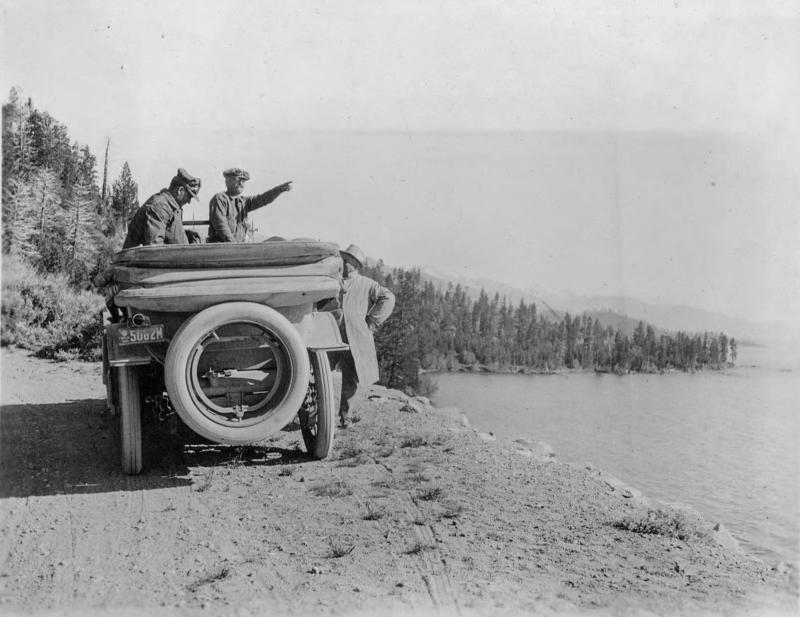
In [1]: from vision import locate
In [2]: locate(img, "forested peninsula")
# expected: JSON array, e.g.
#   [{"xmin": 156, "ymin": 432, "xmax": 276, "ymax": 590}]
[{"xmin": 1, "ymin": 89, "xmax": 736, "ymax": 395}]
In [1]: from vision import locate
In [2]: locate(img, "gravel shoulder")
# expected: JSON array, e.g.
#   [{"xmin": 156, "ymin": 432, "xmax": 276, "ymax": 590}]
[{"xmin": 0, "ymin": 346, "xmax": 797, "ymax": 616}]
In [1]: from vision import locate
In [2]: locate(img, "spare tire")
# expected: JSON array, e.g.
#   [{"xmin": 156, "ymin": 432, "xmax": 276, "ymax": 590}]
[{"xmin": 164, "ymin": 302, "xmax": 310, "ymax": 444}]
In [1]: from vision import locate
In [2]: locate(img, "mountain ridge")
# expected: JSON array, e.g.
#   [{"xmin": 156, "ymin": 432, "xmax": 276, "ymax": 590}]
[{"xmin": 410, "ymin": 266, "xmax": 794, "ymax": 345}]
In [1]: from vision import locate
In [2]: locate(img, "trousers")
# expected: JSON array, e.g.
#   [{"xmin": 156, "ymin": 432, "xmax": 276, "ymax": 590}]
[{"xmin": 334, "ymin": 351, "xmax": 359, "ymax": 422}]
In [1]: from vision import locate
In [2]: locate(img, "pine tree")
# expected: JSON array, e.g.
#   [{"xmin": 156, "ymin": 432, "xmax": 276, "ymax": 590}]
[{"xmin": 111, "ymin": 162, "xmax": 139, "ymax": 231}]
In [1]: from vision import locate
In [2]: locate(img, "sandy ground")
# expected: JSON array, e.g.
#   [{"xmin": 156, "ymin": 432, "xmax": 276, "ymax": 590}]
[{"xmin": 0, "ymin": 345, "xmax": 797, "ymax": 617}]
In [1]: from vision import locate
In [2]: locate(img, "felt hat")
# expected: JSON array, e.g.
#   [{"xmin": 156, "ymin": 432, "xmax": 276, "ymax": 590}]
[{"xmin": 340, "ymin": 244, "xmax": 366, "ymax": 268}]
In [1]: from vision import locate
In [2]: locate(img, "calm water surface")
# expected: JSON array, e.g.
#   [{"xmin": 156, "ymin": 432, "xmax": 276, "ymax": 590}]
[{"xmin": 431, "ymin": 346, "xmax": 799, "ymax": 566}]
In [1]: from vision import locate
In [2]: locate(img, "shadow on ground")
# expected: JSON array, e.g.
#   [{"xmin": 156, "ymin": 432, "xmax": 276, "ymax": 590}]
[{"xmin": 0, "ymin": 399, "xmax": 314, "ymax": 499}]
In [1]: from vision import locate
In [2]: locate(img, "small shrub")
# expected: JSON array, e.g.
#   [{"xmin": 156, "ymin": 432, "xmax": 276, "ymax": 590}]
[
  {"xmin": 1, "ymin": 256, "xmax": 105, "ymax": 360},
  {"xmin": 277, "ymin": 466, "xmax": 294, "ymax": 477},
  {"xmin": 614, "ymin": 507, "xmax": 709, "ymax": 541},
  {"xmin": 400, "ymin": 435, "xmax": 427, "ymax": 449},
  {"xmin": 415, "ymin": 374, "xmax": 438, "ymax": 398}
]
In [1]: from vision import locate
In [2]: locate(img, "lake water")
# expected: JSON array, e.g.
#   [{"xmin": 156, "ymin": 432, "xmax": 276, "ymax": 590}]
[{"xmin": 431, "ymin": 345, "xmax": 800, "ymax": 567}]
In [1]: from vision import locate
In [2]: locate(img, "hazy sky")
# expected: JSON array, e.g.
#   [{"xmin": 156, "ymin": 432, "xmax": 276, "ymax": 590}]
[{"xmin": 2, "ymin": 1, "xmax": 798, "ymax": 323}]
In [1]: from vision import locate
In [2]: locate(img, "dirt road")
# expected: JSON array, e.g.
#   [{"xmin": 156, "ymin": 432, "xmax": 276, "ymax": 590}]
[{"xmin": 0, "ymin": 346, "xmax": 797, "ymax": 616}]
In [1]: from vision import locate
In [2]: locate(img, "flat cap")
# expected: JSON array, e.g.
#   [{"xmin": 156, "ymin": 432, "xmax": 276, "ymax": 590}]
[
  {"xmin": 223, "ymin": 168, "xmax": 250, "ymax": 181},
  {"xmin": 172, "ymin": 168, "xmax": 201, "ymax": 199}
]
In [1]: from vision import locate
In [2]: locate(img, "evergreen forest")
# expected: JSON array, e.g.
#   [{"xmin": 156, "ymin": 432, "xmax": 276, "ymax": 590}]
[{"xmin": 362, "ymin": 265, "xmax": 737, "ymax": 393}]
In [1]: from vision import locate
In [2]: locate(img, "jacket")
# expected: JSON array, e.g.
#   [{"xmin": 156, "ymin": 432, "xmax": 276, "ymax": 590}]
[
  {"xmin": 340, "ymin": 273, "xmax": 396, "ymax": 384},
  {"xmin": 122, "ymin": 189, "xmax": 187, "ymax": 249},
  {"xmin": 207, "ymin": 187, "xmax": 285, "ymax": 242}
]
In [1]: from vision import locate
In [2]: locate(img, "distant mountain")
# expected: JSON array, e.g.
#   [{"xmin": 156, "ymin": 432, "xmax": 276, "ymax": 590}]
[
  {"xmin": 533, "ymin": 290, "xmax": 796, "ymax": 344},
  {"xmin": 414, "ymin": 267, "xmax": 793, "ymax": 345}
]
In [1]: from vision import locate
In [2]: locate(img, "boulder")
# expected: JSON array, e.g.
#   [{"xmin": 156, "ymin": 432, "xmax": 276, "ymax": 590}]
[
  {"xmin": 711, "ymin": 522, "xmax": 745, "ymax": 554},
  {"xmin": 530, "ymin": 440, "xmax": 556, "ymax": 459},
  {"xmin": 400, "ymin": 402, "xmax": 423, "ymax": 414}
]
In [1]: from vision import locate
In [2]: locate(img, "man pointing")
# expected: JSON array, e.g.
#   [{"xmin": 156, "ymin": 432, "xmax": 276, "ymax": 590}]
[{"xmin": 207, "ymin": 168, "xmax": 292, "ymax": 242}]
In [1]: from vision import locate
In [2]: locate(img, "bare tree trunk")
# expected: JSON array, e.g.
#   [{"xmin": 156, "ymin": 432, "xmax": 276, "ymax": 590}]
[
  {"xmin": 71, "ymin": 203, "xmax": 80, "ymax": 261},
  {"xmin": 101, "ymin": 138, "xmax": 110, "ymax": 205}
]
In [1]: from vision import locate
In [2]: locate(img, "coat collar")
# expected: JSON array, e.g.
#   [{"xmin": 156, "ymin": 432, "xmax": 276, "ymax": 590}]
[{"xmin": 160, "ymin": 188, "xmax": 182, "ymax": 212}]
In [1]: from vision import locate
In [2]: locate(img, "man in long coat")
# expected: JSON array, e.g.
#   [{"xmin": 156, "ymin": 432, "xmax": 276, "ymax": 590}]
[
  {"xmin": 335, "ymin": 244, "xmax": 395, "ymax": 427},
  {"xmin": 206, "ymin": 168, "xmax": 292, "ymax": 242}
]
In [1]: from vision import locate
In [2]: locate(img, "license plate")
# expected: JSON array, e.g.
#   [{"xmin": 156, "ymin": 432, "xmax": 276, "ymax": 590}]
[{"xmin": 118, "ymin": 324, "xmax": 166, "ymax": 345}]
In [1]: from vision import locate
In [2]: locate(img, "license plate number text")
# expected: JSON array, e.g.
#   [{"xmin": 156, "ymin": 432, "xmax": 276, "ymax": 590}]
[{"xmin": 118, "ymin": 325, "xmax": 165, "ymax": 345}]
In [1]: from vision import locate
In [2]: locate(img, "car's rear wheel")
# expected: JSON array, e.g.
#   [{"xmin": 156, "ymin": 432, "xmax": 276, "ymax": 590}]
[
  {"xmin": 116, "ymin": 365, "xmax": 143, "ymax": 474},
  {"xmin": 164, "ymin": 302, "xmax": 310, "ymax": 444}
]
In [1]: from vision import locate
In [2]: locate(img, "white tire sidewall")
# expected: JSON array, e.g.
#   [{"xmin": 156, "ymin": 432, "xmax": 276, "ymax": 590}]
[{"xmin": 165, "ymin": 302, "xmax": 310, "ymax": 444}]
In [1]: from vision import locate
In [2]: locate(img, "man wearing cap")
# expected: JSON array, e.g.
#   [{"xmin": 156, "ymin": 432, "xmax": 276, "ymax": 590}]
[
  {"xmin": 122, "ymin": 168, "xmax": 202, "ymax": 249},
  {"xmin": 333, "ymin": 244, "xmax": 395, "ymax": 428},
  {"xmin": 206, "ymin": 168, "xmax": 292, "ymax": 243}
]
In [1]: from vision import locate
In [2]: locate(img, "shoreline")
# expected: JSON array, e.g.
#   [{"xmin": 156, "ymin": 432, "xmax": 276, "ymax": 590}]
[
  {"xmin": 423, "ymin": 363, "xmax": 738, "ymax": 377},
  {"xmin": 1, "ymin": 346, "xmax": 798, "ymax": 616},
  {"xmin": 428, "ymin": 365, "xmax": 799, "ymax": 569}
]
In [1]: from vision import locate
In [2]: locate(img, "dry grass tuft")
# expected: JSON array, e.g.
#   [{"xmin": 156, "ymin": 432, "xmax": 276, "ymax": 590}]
[
  {"xmin": 337, "ymin": 454, "xmax": 372, "ymax": 468},
  {"xmin": 195, "ymin": 469, "xmax": 215, "ymax": 492},
  {"xmin": 441, "ymin": 503, "xmax": 465, "ymax": 519},
  {"xmin": 327, "ymin": 539, "xmax": 356, "ymax": 558},
  {"xmin": 416, "ymin": 487, "xmax": 444, "ymax": 502},
  {"xmin": 337, "ymin": 443, "xmax": 364, "ymax": 460},
  {"xmin": 226, "ymin": 446, "xmax": 247, "ymax": 468},
  {"xmin": 310, "ymin": 478, "xmax": 353, "ymax": 498},
  {"xmin": 407, "ymin": 472, "xmax": 430, "ymax": 483},
  {"xmin": 375, "ymin": 445, "xmax": 395, "ymax": 458},
  {"xmin": 187, "ymin": 566, "xmax": 231, "ymax": 592},
  {"xmin": 363, "ymin": 501, "xmax": 385, "ymax": 521},
  {"xmin": 405, "ymin": 540, "xmax": 433, "ymax": 555},
  {"xmin": 400, "ymin": 435, "xmax": 428, "ymax": 449}
]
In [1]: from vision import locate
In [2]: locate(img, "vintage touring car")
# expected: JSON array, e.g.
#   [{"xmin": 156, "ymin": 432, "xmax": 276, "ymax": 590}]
[{"xmin": 102, "ymin": 240, "xmax": 347, "ymax": 474}]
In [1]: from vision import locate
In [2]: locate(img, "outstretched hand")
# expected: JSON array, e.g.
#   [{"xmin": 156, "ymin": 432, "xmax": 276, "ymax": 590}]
[{"xmin": 276, "ymin": 181, "xmax": 292, "ymax": 193}]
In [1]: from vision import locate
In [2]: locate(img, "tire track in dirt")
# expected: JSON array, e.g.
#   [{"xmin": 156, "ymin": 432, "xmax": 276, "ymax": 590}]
[
  {"xmin": 401, "ymin": 495, "xmax": 462, "ymax": 617},
  {"xmin": 372, "ymin": 457, "xmax": 462, "ymax": 616}
]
